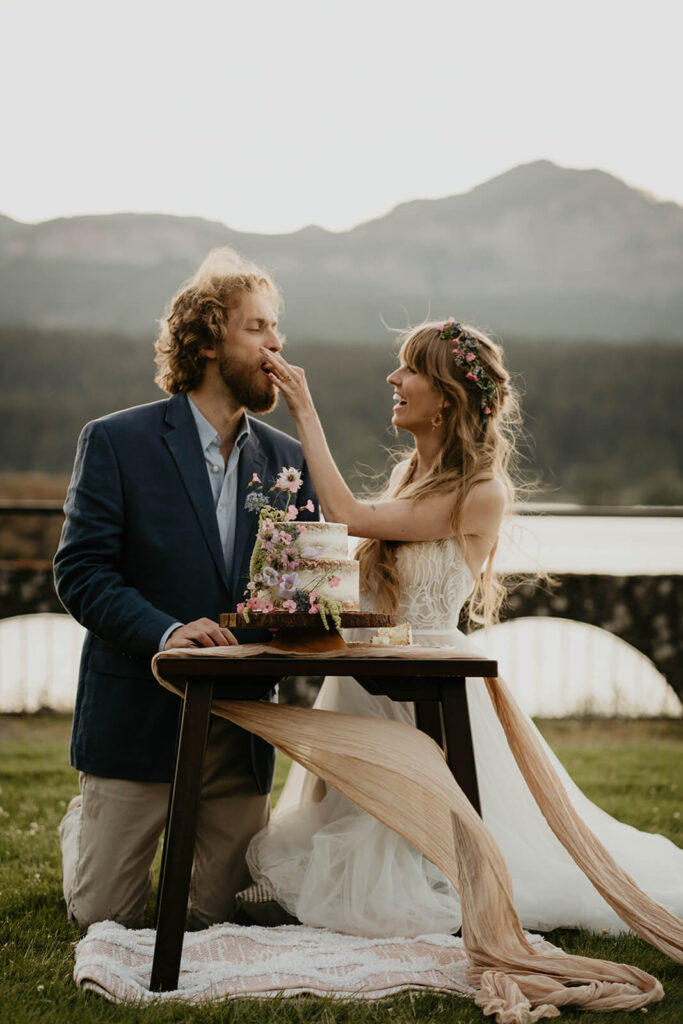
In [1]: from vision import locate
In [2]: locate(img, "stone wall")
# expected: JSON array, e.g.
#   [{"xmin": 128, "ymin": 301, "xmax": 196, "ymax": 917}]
[{"xmin": 1, "ymin": 562, "xmax": 682, "ymax": 701}]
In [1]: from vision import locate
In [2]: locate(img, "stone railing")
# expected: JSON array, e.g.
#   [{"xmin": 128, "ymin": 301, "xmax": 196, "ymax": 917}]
[{"xmin": 1, "ymin": 503, "xmax": 682, "ymax": 702}]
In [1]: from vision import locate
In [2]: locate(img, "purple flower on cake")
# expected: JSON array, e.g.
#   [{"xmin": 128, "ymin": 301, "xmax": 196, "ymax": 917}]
[
  {"xmin": 279, "ymin": 572, "xmax": 299, "ymax": 595},
  {"xmin": 262, "ymin": 566, "xmax": 279, "ymax": 586},
  {"xmin": 276, "ymin": 467, "xmax": 303, "ymax": 493},
  {"xmin": 245, "ymin": 492, "xmax": 269, "ymax": 512},
  {"xmin": 301, "ymin": 545, "xmax": 323, "ymax": 558}
]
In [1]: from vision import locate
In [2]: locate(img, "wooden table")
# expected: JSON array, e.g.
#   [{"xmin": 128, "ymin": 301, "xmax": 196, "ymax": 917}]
[{"xmin": 150, "ymin": 649, "xmax": 498, "ymax": 992}]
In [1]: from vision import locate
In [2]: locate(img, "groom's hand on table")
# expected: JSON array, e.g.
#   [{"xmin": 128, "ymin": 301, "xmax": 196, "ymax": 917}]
[{"xmin": 164, "ymin": 618, "xmax": 238, "ymax": 650}]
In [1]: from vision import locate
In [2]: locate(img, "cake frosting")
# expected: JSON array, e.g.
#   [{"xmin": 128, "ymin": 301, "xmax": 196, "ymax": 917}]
[
  {"xmin": 259, "ymin": 522, "xmax": 359, "ymax": 611},
  {"xmin": 240, "ymin": 519, "xmax": 359, "ymax": 618}
]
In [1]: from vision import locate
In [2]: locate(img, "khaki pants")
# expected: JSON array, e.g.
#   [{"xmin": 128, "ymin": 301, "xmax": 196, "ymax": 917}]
[{"xmin": 59, "ymin": 716, "xmax": 270, "ymax": 928}]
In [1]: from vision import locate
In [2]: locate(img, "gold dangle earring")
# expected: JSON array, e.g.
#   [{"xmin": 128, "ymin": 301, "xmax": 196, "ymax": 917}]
[{"xmin": 431, "ymin": 408, "xmax": 444, "ymax": 430}]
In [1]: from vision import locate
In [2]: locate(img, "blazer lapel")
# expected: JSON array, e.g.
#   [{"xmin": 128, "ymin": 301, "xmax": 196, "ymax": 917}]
[
  {"xmin": 162, "ymin": 393, "xmax": 231, "ymax": 593},
  {"xmin": 231, "ymin": 428, "xmax": 268, "ymax": 601}
]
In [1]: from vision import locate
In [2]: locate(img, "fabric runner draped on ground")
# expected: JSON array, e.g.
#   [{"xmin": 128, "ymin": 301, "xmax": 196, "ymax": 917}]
[
  {"xmin": 206, "ymin": 686, "xmax": 682, "ymax": 1023},
  {"xmin": 148, "ymin": 646, "xmax": 683, "ymax": 1021}
]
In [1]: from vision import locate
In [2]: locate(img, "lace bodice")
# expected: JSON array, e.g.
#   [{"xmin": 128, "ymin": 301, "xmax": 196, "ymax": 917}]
[{"xmin": 361, "ymin": 538, "xmax": 474, "ymax": 644}]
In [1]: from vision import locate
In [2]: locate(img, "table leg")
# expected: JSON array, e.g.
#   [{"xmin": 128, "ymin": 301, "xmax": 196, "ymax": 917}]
[
  {"xmin": 150, "ymin": 679, "xmax": 214, "ymax": 992},
  {"xmin": 415, "ymin": 700, "xmax": 443, "ymax": 749},
  {"xmin": 439, "ymin": 677, "xmax": 481, "ymax": 816}
]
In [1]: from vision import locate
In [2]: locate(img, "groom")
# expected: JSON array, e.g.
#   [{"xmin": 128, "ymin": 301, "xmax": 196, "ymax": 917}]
[{"xmin": 54, "ymin": 247, "xmax": 317, "ymax": 929}]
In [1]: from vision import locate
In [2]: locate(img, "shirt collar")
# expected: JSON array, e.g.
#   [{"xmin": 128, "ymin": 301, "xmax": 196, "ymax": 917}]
[{"xmin": 187, "ymin": 395, "xmax": 251, "ymax": 454}]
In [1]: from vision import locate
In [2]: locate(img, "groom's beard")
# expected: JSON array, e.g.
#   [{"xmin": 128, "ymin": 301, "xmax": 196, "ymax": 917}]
[{"xmin": 217, "ymin": 349, "xmax": 279, "ymax": 414}]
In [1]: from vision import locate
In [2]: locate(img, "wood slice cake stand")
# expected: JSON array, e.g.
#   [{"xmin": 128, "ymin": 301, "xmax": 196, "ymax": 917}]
[{"xmin": 220, "ymin": 611, "xmax": 397, "ymax": 653}]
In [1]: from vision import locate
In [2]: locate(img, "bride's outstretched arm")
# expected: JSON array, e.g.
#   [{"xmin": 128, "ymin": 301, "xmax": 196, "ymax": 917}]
[{"xmin": 261, "ymin": 348, "xmax": 504, "ymax": 555}]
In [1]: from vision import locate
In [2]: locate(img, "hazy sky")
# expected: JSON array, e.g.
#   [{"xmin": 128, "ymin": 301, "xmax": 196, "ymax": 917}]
[{"xmin": 2, "ymin": 0, "xmax": 681, "ymax": 234}]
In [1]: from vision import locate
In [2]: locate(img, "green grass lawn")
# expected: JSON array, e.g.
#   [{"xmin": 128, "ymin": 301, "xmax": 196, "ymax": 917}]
[{"xmin": 1, "ymin": 713, "xmax": 681, "ymax": 1023}]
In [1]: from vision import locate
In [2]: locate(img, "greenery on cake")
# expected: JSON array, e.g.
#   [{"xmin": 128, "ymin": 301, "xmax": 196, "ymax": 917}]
[{"xmin": 240, "ymin": 468, "xmax": 344, "ymax": 632}]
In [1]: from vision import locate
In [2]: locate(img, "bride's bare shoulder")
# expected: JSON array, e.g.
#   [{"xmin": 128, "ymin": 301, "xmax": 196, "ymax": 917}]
[
  {"xmin": 462, "ymin": 477, "xmax": 508, "ymax": 528},
  {"xmin": 388, "ymin": 458, "xmax": 411, "ymax": 488}
]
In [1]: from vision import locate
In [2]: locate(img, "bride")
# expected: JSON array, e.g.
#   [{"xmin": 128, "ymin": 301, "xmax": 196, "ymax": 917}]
[{"xmin": 240, "ymin": 318, "xmax": 683, "ymax": 940}]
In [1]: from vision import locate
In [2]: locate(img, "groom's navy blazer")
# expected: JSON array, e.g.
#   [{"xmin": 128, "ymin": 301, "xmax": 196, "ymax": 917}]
[{"xmin": 54, "ymin": 392, "xmax": 317, "ymax": 792}]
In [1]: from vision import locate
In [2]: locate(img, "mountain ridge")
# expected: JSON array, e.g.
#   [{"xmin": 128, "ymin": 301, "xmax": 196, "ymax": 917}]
[{"xmin": 1, "ymin": 160, "xmax": 681, "ymax": 340}]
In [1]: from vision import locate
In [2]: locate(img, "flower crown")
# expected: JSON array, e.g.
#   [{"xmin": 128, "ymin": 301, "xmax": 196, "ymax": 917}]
[{"xmin": 437, "ymin": 318, "xmax": 496, "ymax": 427}]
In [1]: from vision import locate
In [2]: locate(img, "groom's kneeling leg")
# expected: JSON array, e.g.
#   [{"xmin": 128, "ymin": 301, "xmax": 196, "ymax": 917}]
[
  {"xmin": 59, "ymin": 773, "xmax": 169, "ymax": 927},
  {"xmin": 188, "ymin": 717, "xmax": 270, "ymax": 927}
]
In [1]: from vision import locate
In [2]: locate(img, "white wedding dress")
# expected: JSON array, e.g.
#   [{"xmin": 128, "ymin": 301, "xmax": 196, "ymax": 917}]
[{"xmin": 246, "ymin": 538, "xmax": 683, "ymax": 938}]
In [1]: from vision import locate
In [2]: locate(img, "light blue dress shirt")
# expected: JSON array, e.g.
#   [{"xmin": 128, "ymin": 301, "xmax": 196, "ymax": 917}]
[{"xmin": 158, "ymin": 397, "xmax": 251, "ymax": 651}]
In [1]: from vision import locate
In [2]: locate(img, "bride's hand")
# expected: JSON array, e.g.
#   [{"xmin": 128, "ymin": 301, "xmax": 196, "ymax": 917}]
[{"xmin": 260, "ymin": 348, "xmax": 315, "ymax": 420}]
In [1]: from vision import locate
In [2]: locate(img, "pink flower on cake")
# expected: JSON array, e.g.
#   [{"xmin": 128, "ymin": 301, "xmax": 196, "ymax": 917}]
[
  {"xmin": 309, "ymin": 589, "xmax": 319, "ymax": 602},
  {"xmin": 297, "ymin": 524, "xmax": 308, "ymax": 536},
  {"xmin": 276, "ymin": 467, "xmax": 303, "ymax": 493},
  {"xmin": 236, "ymin": 602, "xmax": 245, "ymax": 614},
  {"xmin": 303, "ymin": 499, "xmax": 315, "ymax": 513},
  {"xmin": 279, "ymin": 530, "xmax": 293, "ymax": 544},
  {"xmin": 329, "ymin": 576, "xmax": 341, "ymax": 588},
  {"xmin": 260, "ymin": 519, "xmax": 277, "ymax": 540},
  {"xmin": 282, "ymin": 549, "xmax": 300, "ymax": 570},
  {"xmin": 283, "ymin": 599, "xmax": 297, "ymax": 613},
  {"xmin": 308, "ymin": 603, "xmax": 320, "ymax": 614},
  {"xmin": 246, "ymin": 596, "xmax": 264, "ymax": 611},
  {"xmin": 261, "ymin": 598, "xmax": 275, "ymax": 613},
  {"xmin": 285, "ymin": 505, "xmax": 298, "ymax": 521},
  {"xmin": 251, "ymin": 473, "xmax": 262, "ymax": 484}
]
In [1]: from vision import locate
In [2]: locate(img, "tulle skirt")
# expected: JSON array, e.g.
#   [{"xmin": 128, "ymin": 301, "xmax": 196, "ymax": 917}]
[{"xmin": 246, "ymin": 631, "xmax": 683, "ymax": 938}]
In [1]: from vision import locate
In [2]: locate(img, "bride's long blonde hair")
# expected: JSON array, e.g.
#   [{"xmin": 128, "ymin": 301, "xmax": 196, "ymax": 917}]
[{"xmin": 355, "ymin": 321, "xmax": 521, "ymax": 627}]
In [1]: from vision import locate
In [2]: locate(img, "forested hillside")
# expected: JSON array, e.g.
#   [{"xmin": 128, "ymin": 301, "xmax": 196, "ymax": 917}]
[{"xmin": 2, "ymin": 327, "xmax": 681, "ymax": 505}]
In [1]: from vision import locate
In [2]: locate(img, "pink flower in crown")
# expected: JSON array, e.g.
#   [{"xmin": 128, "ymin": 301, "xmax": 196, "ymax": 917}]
[
  {"xmin": 466, "ymin": 371, "xmax": 478, "ymax": 381},
  {"xmin": 285, "ymin": 505, "xmax": 298, "ymax": 521},
  {"xmin": 276, "ymin": 467, "xmax": 303, "ymax": 493},
  {"xmin": 282, "ymin": 548, "xmax": 300, "ymax": 570},
  {"xmin": 465, "ymin": 352, "xmax": 476, "ymax": 362},
  {"xmin": 483, "ymin": 406, "xmax": 491, "ymax": 416},
  {"xmin": 283, "ymin": 599, "xmax": 297, "ymax": 614},
  {"xmin": 329, "ymin": 576, "xmax": 341, "ymax": 588}
]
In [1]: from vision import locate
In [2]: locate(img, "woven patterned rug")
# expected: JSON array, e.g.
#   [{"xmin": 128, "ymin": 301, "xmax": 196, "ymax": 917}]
[{"xmin": 74, "ymin": 920, "xmax": 553, "ymax": 1004}]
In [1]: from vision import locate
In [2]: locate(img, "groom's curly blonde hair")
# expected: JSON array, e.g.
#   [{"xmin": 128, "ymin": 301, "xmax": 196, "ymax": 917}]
[
  {"xmin": 355, "ymin": 321, "xmax": 523, "ymax": 627},
  {"xmin": 154, "ymin": 247, "xmax": 282, "ymax": 394}
]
